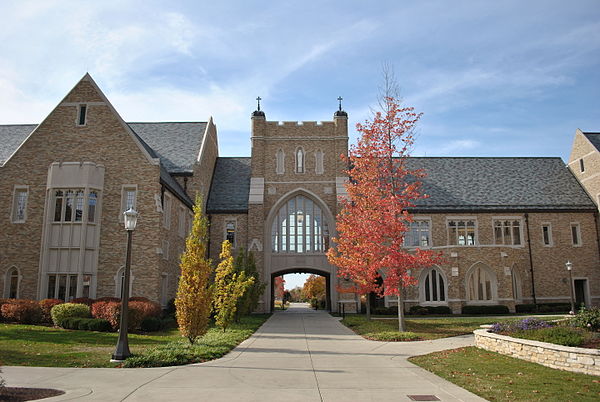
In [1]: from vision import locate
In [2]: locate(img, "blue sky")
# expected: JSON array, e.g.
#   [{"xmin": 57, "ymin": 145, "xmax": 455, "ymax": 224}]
[{"xmin": 1, "ymin": 1, "xmax": 599, "ymax": 289}]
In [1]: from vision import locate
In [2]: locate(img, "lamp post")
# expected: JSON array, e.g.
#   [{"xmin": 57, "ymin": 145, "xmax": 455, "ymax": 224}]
[
  {"xmin": 566, "ymin": 261, "xmax": 575, "ymax": 315},
  {"xmin": 111, "ymin": 208, "xmax": 138, "ymax": 362}
]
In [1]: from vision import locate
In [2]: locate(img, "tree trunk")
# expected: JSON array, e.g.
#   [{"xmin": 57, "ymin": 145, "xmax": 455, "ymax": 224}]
[
  {"xmin": 365, "ymin": 294, "xmax": 371, "ymax": 321},
  {"xmin": 397, "ymin": 285, "xmax": 405, "ymax": 332}
]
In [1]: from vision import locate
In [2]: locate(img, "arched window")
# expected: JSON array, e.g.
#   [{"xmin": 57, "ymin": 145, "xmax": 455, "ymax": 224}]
[
  {"xmin": 295, "ymin": 147, "xmax": 305, "ymax": 173},
  {"xmin": 276, "ymin": 149, "xmax": 285, "ymax": 175},
  {"xmin": 4, "ymin": 267, "xmax": 20, "ymax": 298},
  {"xmin": 115, "ymin": 267, "xmax": 134, "ymax": 298},
  {"xmin": 420, "ymin": 268, "xmax": 446, "ymax": 303},
  {"xmin": 271, "ymin": 194, "xmax": 329, "ymax": 253},
  {"xmin": 467, "ymin": 263, "xmax": 497, "ymax": 301}
]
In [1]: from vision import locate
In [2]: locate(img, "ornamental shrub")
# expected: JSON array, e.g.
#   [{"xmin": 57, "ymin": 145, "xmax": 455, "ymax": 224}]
[
  {"xmin": 141, "ymin": 316, "xmax": 162, "ymax": 332},
  {"xmin": 86, "ymin": 318, "xmax": 112, "ymax": 332},
  {"xmin": 129, "ymin": 297, "xmax": 151, "ymax": 302},
  {"xmin": 461, "ymin": 305, "xmax": 509, "ymax": 315},
  {"xmin": 408, "ymin": 305, "xmax": 452, "ymax": 315},
  {"xmin": 511, "ymin": 327, "xmax": 586, "ymax": 347},
  {"xmin": 570, "ymin": 307, "xmax": 600, "ymax": 331},
  {"xmin": 0, "ymin": 299, "xmax": 10, "ymax": 321},
  {"xmin": 70, "ymin": 297, "xmax": 95, "ymax": 306},
  {"xmin": 91, "ymin": 300, "xmax": 145, "ymax": 331},
  {"xmin": 1, "ymin": 300, "xmax": 42, "ymax": 324},
  {"xmin": 61, "ymin": 317, "xmax": 85, "ymax": 330},
  {"xmin": 130, "ymin": 300, "xmax": 161, "ymax": 320},
  {"xmin": 95, "ymin": 297, "xmax": 121, "ymax": 303},
  {"xmin": 39, "ymin": 299, "xmax": 63, "ymax": 323},
  {"xmin": 50, "ymin": 303, "xmax": 90, "ymax": 327}
]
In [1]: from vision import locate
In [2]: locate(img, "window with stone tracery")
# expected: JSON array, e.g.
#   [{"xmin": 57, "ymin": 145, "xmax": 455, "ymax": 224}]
[{"xmin": 271, "ymin": 195, "xmax": 329, "ymax": 253}]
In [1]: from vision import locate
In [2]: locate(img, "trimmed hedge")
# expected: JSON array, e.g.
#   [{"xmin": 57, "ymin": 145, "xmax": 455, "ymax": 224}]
[
  {"xmin": 461, "ymin": 305, "xmax": 510, "ymax": 315},
  {"xmin": 515, "ymin": 303, "xmax": 571, "ymax": 313},
  {"xmin": 39, "ymin": 299, "xmax": 63, "ymax": 323},
  {"xmin": 1, "ymin": 300, "xmax": 42, "ymax": 324},
  {"xmin": 408, "ymin": 305, "xmax": 453, "ymax": 315},
  {"xmin": 57, "ymin": 317, "xmax": 112, "ymax": 332},
  {"xmin": 51, "ymin": 303, "xmax": 91, "ymax": 327},
  {"xmin": 91, "ymin": 300, "xmax": 146, "ymax": 331},
  {"xmin": 70, "ymin": 297, "xmax": 95, "ymax": 306}
]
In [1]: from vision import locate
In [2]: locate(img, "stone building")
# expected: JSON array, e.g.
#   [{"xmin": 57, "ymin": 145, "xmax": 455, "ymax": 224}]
[{"xmin": 1, "ymin": 74, "xmax": 599, "ymax": 313}]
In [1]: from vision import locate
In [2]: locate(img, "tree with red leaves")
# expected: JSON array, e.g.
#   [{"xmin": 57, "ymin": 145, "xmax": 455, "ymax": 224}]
[
  {"xmin": 274, "ymin": 276, "xmax": 285, "ymax": 304},
  {"xmin": 328, "ymin": 86, "xmax": 442, "ymax": 331}
]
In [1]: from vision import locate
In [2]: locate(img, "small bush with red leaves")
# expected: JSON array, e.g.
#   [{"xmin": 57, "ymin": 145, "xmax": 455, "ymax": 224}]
[
  {"xmin": 70, "ymin": 297, "xmax": 95, "ymax": 306},
  {"xmin": 91, "ymin": 301, "xmax": 146, "ymax": 331},
  {"xmin": 0, "ymin": 298, "xmax": 11, "ymax": 321},
  {"xmin": 1, "ymin": 299, "xmax": 42, "ymax": 324},
  {"xmin": 39, "ymin": 299, "xmax": 63, "ymax": 323},
  {"xmin": 130, "ymin": 300, "xmax": 162, "ymax": 320},
  {"xmin": 95, "ymin": 297, "xmax": 121, "ymax": 303}
]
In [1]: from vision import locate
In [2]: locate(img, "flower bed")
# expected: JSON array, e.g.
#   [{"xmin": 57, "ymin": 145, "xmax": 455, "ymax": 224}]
[{"xmin": 474, "ymin": 328, "xmax": 600, "ymax": 376}]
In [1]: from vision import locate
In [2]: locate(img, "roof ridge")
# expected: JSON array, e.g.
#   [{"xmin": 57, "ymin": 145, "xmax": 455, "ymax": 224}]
[{"xmin": 127, "ymin": 121, "xmax": 207, "ymax": 124}]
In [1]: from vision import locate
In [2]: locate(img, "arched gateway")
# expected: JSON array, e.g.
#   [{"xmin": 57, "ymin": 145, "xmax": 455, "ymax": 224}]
[{"xmin": 265, "ymin": 191, "xmax": 338, "ymax": 312}]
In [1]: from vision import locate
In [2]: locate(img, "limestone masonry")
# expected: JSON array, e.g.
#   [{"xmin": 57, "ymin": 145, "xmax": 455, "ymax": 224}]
[{"xmin": 1, "ymin": 74, "xmax": 599, "ymax": 313}]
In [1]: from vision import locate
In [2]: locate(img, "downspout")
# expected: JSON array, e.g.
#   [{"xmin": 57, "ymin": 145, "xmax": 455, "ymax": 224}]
[
  {"xmin": 524, "ymin": 213, "xmax": 537, "ymax": 306},
  {"xmin": 594, "ymin": 210, "xmax": 600, "ymax": 271}
]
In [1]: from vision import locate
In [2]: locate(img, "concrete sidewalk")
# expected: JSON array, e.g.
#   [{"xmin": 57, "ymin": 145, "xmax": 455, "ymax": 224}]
[{"xmin": 2, "ymin": 303, "xmax": 484, "ymax": 401}]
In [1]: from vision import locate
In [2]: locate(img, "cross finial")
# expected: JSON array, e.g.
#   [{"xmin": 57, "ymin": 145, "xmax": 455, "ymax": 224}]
[
  {"xmin": 337, "ymin": 96, "xmax": 343, "ymax": 111},
  {"xmin": 256, "ymin": 96, "xmax": 262, "ymax": 111}
]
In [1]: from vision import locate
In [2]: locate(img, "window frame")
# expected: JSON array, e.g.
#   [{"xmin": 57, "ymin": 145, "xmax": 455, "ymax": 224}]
[
  {"xmin": 163, "ymin": 192, "xmax": 172, "ymax": 229},
  {"xmin": 571, "ymin": 222, "xmax": 582, "ymax": 247},
  {"xmin": 404, "ymin": 218, "xmax": 432, "ymax": 248},
  {"xmin": 162, "ymin": 240, "xmax": 170, "ymax": 260},
  {"xmin": 120, "ymin": 185, "xmax": 137, "ymax": 222},
  {"xmin": 315, "ymin": 149, "xmax": 324, "ymax": 175},
  {"xmin": 446, "ymin": 217, "xmax": 478, "ymax": 246},
  {"xmin": 77, "ymin": 104, "xmax": 87, "ymax": 126},
  {"xmin": 11, "ymin": 185, "xmax": 29, "ymax": 223},
  {"xmin": 419, "ymin": 267, "xmax": 447, "ymax": 305},
  {"xmin": 541, "ymin": 222, "xmax": 553, "ymax": 247},
  {"xmin": 224, "ymin": 218, "xmax": 237, "ymax": 248},
  {"xmin": 465, "ymin": 263, "xmax": 498, "ymax": 304},
  {"xmin": 492, "ymin": 217, "xmax": 523, "ymax": 246},
  {"xmin": 4, "ymin": 267, "xmax": 21, "ymax": 298},
  {"xmin": 178, "ymin": 205, "xmax": 186, "ymax": 238}
]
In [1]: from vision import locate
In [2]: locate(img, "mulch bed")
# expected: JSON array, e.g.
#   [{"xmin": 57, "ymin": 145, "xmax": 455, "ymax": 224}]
[{"xmin": 0, "ymin": 387, "xmax": 64, "ymax": 401}]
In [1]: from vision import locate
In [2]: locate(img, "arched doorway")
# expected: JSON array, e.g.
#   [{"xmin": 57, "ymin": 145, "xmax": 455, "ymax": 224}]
[
  {"xmin": 264, "ymin": 190, "xmax": 339, "ymax": 312},
  {"xmin": 270, "ymin": 268, "xmax": 331, "ymax": 312}
]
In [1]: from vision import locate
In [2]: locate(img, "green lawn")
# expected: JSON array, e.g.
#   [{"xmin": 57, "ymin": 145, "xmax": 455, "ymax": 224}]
[
  {"xmin": 0, "ymin": 315, "xmax": 269, "ymax": 368},
  {"xmin": 409, "ymin": 347, "xmax": 600, "ymax": 401},
  {"xmin": 340, "ymin": 315, "xmax": 562, "ymax": 341}
]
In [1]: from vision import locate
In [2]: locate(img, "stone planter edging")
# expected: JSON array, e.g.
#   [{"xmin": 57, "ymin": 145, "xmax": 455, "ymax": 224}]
[{"xmin": 473, "ymin": 328, "xmax": 600, "ymax": 376}]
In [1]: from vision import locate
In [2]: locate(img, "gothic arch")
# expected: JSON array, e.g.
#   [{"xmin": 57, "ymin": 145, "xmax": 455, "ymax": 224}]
[
  {"xmin": 418, "ymin": 265, "xmax": 448, "ymax": 305},
  {"xmin": 465, "ymin": 262, "xmax": 498, "ymax": 302},
  {"xmin": 4, "ymin": 266, "xmax": 21, "ymax": 298}
]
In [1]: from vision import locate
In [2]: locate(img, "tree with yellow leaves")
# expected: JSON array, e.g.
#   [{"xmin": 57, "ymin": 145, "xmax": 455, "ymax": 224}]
[
  {"xmin": 213, "ymin": 240, "xmax": 254, "ymax": 331},
  {"xmin": 175, "ymin": 195, "xmax": 213, "ymax": 344}
]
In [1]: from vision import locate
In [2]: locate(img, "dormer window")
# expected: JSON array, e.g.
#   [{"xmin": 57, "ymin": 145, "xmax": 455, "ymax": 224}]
[
  {"xmin": 78, "ymin": 104, "xmax": 87, "ymax": 126},
  {"xmin": 295, "ymin": 147, "xmax": 305, "ymax": 173}
]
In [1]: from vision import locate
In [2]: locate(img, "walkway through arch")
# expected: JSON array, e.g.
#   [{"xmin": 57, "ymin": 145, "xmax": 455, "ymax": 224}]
[{"xmin": 270, "ymin": 268, "xmax": 331, "ymax": 313}]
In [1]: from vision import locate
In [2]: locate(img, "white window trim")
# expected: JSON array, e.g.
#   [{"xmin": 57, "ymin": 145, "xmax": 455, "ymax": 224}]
[
  {"xmin": 404, "ymin": 217, "xmax": 433, "ymax": 249},
  {"xmin": 120, "ymin": 184, "xmax": 138, "ymax": 222},
  {"xmin": 295, "ymin": 146, "xmax": 305, "ymax": 174},
  {"xmin": 511, "ymin": 267, "xmax": 523, "ymax": 302},
  {"xmin": 76, "ymin": 104, "xmax": 88, "ymax": 126},
  {"xmin": 163, "ymin": 192, "xmax": 172, "ymax": 229},
  {"xmin": 11, "ymin": 185, "xmax": 29, "ymax": 223},
  {"xmin": 224, "ymin": 217, "xmax": 237, "ymax": 249},
  {"xmin": 491, "ymin": 216, "xmax": 524, "ymax": 246},
  {"xmin": 3, "ymin": 266, "xmax": 21, "ymax": 298},
  {"xmin": 570, "ymin": 222, "xmax": 582, "ymax": 247},
  {"xmin": 446, "ymin": 216, "xmax": 478, "ymax": 246},
  {"xmin": 275, "ymin": 149, "xmax": 285, "ymax": 175},
  {"xmin": 418, "ymin": 266, "xmax": 448, "ymax": 305},
  {"xmin": 541, "ymin": 222, "xmax": 553, "ymax": 247}
]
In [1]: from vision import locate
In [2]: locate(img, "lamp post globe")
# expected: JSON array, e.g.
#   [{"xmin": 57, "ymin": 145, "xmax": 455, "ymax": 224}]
[{"xmin": 111, "ymin": 208, "xmax": 138, "ymax": 362}]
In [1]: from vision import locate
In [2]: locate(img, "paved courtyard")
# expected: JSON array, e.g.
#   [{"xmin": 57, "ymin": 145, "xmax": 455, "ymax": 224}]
[{"xmin": 2, "ymin": 303, "xmax": 484, "ymax": 401}]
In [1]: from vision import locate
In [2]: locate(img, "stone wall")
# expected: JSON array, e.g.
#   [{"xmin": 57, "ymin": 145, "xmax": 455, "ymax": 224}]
[{"xmin": 474, "ymin": 328, "xmax": 600, "ymax": 376}]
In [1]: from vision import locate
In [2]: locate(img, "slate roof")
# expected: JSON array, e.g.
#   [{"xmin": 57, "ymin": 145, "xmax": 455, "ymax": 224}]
[
  {"xmin": 583, "ymin": 132, "xmax": 600, "ymax": 152},
  {"xmin": 0, "ymin": 124, "xmax": 37, "ymax": 165},
  {"xmin": 128, "ymin": 122, "xmax": 207, "ymax": 174},
  {"xmin": 206, "ymin": 158, "xmax": 251, "ymax": 213},
  {"xmin": 404, "ymin": 157, "xmax": 595, "ymax": 211},
  {"xmin": 0, "ymin": 123, "xmax": 199, "ymax": 207}
]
